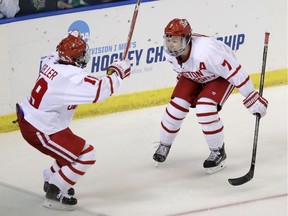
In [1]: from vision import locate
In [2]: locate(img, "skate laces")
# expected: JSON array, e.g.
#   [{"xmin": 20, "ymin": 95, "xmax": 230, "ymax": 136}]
[
  {"xmin": 207, "ymin": 150, "xmax": 220, "ymax": 161},
  {"xmin": 153, "ymin": 141, "xmax": 161, "ymax": 148},
  {"xmin": 155, "ymin": 143, "xmax": 170, "ymax": 155},
  {"xmin": 57, "ymin": 191, "xmax": 73, "ymax": 202}
]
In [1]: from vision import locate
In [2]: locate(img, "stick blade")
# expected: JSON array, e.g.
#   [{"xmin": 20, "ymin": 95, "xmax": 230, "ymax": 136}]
[{"xmin": 228, "ymin": 170, "xmax": 254, "ymax": 186}]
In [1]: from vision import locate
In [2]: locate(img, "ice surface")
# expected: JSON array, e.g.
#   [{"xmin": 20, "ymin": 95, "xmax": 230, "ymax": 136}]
[{"xmin": 0, "ymin": 85, "xmax": 287, "ymax": 216}]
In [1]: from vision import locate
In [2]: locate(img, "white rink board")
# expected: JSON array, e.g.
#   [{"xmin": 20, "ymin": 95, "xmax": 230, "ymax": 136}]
[{"xmin": 0, "ymin": 0, "xmax": 287, "ymax": 115}]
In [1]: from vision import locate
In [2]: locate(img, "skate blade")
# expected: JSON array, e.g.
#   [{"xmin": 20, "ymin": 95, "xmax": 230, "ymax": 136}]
[
  {"xmin": 43, "ymin": 199, "xmax": 75, "ymax": 211},
  {"xmin": 155, "ymin": 162, "xmax": 160, "ymax": 168},
  {"xmin": 205, "ymin": 161, "xmax": 226, "ymax": 174}
]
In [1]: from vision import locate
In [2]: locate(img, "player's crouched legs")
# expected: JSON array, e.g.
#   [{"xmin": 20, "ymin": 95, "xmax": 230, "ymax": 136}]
[
  {"xmin": 44, "ymin": 144, "xmax": 96, "ymax": 210},
  {"xmin": 153, "ymin": 97, "xmax": 191, "ymax": 163}
]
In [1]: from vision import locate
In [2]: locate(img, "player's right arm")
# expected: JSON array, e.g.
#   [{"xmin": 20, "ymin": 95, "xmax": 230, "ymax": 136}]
[{"xmin": 106, "ymin": 59, "xmax": 131, "ymax": 79}]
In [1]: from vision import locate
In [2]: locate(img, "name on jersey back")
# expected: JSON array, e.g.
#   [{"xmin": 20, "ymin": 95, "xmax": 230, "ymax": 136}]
[{"xmin": 40, "ymin": 64, "xmax": 58, "ymax": 81}]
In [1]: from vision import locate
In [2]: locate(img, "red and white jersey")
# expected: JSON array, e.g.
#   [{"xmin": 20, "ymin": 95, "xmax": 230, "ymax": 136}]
[
  {"xmin": 165, "ymin": 35, "xmax": 254, "ymax": 97},
  {"xmin": 21, "ymin": 53, "xmax": 122, "ymax": 135}
]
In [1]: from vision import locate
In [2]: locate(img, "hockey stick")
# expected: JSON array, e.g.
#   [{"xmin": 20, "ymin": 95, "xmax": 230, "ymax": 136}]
[
  {"xmin": 123, "ymin": 0, "xmax": 141, "ymax": 60},
  {"xmin": 228, "ymin": 32, "xmax": 270, "ymax": 186},
  {"xmin": 107, "ymin": 0, "xmax": 141, "ymax": 75}
]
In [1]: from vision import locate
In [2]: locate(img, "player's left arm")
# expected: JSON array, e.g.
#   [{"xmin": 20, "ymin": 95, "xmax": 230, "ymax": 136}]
[
  {"xmin": 62, "ymin": 59, "xmax": 131, "ymax": 105},
  {"xmin": 59, "ymin": 68, "xmax": 121, "ymax": 106}
]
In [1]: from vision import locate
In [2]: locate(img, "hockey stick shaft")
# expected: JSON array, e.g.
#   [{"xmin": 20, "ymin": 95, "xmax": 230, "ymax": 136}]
[
  {"xmin": 228, "ymin": 32, "xmax": 270, "ymax": 186},
  {"xmin": 107, "ymin": 0, "xmax": 141, "ymax": 75},
  {"xmin": 123, "ymin": 0, "xmax": 141, "ymax": 60},
  {"xmin": 250, "ymin": 32, "xmax": 270, "ymax": 169},
  {"xmin": 259, "ymin": 32, "xmax": 270, "ymax": 96}
]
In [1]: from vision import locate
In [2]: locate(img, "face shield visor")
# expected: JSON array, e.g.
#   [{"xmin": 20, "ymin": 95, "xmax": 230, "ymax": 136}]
[{"xmin": 163, "ymin": 35, "xmax": 190, "ymax": 57}]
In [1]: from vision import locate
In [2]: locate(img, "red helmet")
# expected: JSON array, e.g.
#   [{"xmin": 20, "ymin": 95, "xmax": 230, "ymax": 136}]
[
  {"xmin": 56, "ymin": 30, "xmax": 90, "ymax": 67},
  {"xmin": 163, "ymin": 18, "xmax": 192, "ymax": 57},
  {"xmin": 164, "ymin": 18, "xmax": 192, "ymax": 37}
]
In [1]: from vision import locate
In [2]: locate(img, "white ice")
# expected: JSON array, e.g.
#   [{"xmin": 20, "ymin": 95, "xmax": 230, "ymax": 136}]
[{"xmin": 0, "ymin": 85, "xmax": 287, "ymax": 216}]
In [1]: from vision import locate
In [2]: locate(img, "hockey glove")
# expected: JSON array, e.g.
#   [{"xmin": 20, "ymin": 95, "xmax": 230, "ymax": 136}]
[
  {"xmin": 107, "ymin": 59, "xmax": 131, "ymax": 79},
  {"xmin": 243, "ymin": 91, "xmax": 268, "ymax": 117}
]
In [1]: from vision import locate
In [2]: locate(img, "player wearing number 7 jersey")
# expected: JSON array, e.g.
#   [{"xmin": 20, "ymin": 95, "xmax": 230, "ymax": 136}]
[
  {"xmin": 153, "ymin": 18, "xmax": 268, "ymax": 174},
  {"xmin": 15, "ymin": 30, "xmax": 131, "ymax": 210}
]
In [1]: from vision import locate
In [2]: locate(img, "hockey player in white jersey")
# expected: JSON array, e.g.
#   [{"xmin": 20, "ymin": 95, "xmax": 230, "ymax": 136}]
[
  {"xmin": 153, "ymin": 18, "xmax": 268, "ymax": 173},
  {"xmin": 15, "ymin": 30, "xmax": 131, "ymax": 210}
]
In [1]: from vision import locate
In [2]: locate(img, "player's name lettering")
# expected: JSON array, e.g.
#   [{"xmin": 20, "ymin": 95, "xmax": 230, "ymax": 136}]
[
  {"xmin": 182, "ymin": 71, "xmax": 217, "ymax": 83},
  {"xmin": 40, "ymin": 64, "xmax": 58, "ymax": 81}
]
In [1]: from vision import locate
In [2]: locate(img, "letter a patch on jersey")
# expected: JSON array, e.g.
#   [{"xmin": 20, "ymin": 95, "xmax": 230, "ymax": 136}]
[{"xmin": 199, "ymin": 62, "xmax": 207, "ymax": 70}]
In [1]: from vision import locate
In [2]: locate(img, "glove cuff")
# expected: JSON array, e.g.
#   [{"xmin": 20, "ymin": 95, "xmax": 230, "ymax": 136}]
[
  {"xmin": 243, "ymin": 91, "xmax": 260, "ymax": 108},
  {"xmin": 107, "ymin": 65, "xmax": 123, "ymax": 79}
]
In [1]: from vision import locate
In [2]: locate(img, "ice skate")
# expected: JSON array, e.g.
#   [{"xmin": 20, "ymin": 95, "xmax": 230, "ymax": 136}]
[
  {"xmin": 153, "ymin": 143, "xmax": 171, "ymax": 163},
  {"xmin": 203, "ymin": 144, "xmax": 227, "ymax": 174},
  {"xmin": 43, "ymin": 181, "xmax": 75, "ymax": 196},
  {"xmin": 43, "ymin": 184, "xmax": 77, "ymax": 211}
]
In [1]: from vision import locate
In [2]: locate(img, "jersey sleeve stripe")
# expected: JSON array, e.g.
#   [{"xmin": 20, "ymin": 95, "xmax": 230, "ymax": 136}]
[
  {"xmin": 235, "ymin": 76, "xmax": 250, "ymax": 88},
  {"xmin": 107, "ymin": 76, "xmax": 114, "ymax": 95},
  {"xmin": 227, "ymin": 65, "xmax": 242, "ymax": 80},
  {"xmin": 93, "ymin": 80, "xmax": 102, "ymax": 103}
]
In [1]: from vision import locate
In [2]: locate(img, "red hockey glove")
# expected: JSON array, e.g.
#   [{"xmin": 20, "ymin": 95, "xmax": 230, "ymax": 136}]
[
  {"xmin": 107, "ymin": 59, "xmax": 131, "ymax": 79},
  {"xmin": 243, "ymin": 91, "xmax": 268, "ymax": 117}
]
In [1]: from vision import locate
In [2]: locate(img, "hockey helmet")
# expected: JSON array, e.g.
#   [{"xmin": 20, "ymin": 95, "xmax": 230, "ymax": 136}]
[
  {"xmin": 56, "ymin": 30, "xmax": 90, "ymax": 68},
  {"xmin": 163, "ymin": 18, "xmax": 192, "ymax": 57}
]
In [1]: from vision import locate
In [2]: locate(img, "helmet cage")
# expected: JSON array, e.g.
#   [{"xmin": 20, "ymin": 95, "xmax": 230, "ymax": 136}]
[
  {"xmin": 75, "ymin": 45, "xmax": 90, "ymax": 68},
  {"xmin": 163, "ymin": 18, "xmax": 192, "ymax": 57},
  {"xmin": 163, "ymin": 35, "xmax": 191, "ymax": 57}
]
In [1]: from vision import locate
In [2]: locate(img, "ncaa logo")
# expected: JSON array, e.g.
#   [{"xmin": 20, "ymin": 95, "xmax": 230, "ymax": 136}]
[{"xmin": 68, "ymin": 20, "xmax": 90, "ymax": 42}]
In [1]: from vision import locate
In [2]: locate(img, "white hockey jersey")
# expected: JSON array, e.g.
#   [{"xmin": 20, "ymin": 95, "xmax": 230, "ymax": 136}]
[
  {"xmin": 165, "ymin": 35, "xmax": 254, "ymax": 97},
  {"xmin": 21, "ymin": 53, "xmax": 122, "ymax": 135}
]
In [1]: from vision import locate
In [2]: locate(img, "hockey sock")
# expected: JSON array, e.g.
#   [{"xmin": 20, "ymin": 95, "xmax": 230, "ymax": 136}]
[
  {"xmin": 43, "ymin": 161, "xmax": 61, "ymax": 182},
  {"xmin": 195, "ymin": 97, "xmax": 224, "ymax": 149},
  {"xmin": 160, "ymin": 97, "xmax": 190, "ymax": 145},
  {"xmin": 49, "ymin": 144, "xmax": 96, "ymax": 193}
]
